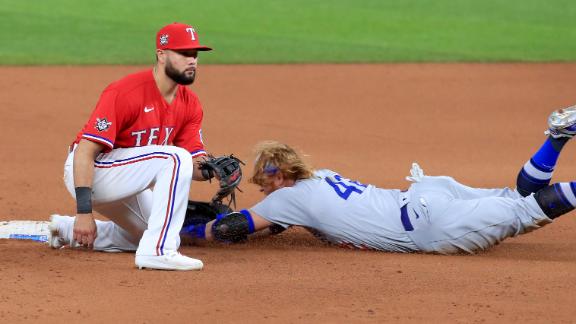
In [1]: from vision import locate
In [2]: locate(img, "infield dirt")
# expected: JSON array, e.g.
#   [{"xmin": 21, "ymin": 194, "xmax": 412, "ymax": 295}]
[{"xmin": 1, "ymin": 64, "xmax": 575, "ymax": 323}]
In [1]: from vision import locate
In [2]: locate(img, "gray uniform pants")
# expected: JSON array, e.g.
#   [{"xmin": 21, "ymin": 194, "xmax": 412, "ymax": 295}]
[{"xmin": 402, "ymin": 176, "xmax": 552, "ymax": 254}]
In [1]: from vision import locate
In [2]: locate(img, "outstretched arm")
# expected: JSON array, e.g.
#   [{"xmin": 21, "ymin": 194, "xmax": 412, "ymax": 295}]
[
  {"xmin": 181, "ymin": 209, "xmax": 275, "ymax": 243},
  {"xmin": 205, "ymin": 209, "xmax": 272, "ymax": 241}
]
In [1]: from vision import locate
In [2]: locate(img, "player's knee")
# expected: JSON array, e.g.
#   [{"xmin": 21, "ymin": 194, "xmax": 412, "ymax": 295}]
[
  {"xmin": 173, "ymin": 146, "xmax": 193, "ymax": 164},
  {"xmin": 211, "ymin": 210, "xmax": 255, "ymax": 243},
  {"xmin": 516, "ymin": 170, "xmax": 548, "ymax": 197},
  {"xmin": 165, "ymin": 146, "xmax": 193, "ymax": 175}
]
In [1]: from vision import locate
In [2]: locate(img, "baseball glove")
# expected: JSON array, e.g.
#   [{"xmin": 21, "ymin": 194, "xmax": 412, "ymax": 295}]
[
  {"xmin": 184, "ymin": 200, "xmax": 233, "ymax": 228},
  {"xmin": 183, "ymin": 200, "xmax": 286, "ymax": 242},
  {"xmin": 199, "ymin": 154, "xmax": 244, "ymax": 207}
]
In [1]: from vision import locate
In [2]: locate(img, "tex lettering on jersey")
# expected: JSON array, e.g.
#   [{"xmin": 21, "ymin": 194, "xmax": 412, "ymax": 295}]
[
  {"xmin": 131, "ymin": 127, "xmax": 175, "ymax": 146},
  {"xmin": 75, "ymin": 70, "xmax": 206, "ymax": 157}
]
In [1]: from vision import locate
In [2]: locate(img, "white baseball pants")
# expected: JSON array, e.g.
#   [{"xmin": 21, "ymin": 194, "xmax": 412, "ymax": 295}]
[{"xmin": 63, "ymin": 145, "xmax": 193, "ymax": 256}]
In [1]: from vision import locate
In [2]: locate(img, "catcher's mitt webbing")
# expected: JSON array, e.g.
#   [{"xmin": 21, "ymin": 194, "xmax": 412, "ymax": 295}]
[
  {"xmin": 199, "ymin": 155, "xmax": 244, "ymax": 207},
  {"xmin": 201, "ymin": 168, "xmax": 214, "ymax": 180}
]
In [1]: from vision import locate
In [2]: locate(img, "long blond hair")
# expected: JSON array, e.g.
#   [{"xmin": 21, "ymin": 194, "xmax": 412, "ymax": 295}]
[{"xmin": 249, "ymin": 141, "xmax": 315, "ymax": 186}]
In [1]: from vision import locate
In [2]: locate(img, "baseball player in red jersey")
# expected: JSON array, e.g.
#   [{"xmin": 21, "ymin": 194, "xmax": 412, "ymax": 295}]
[{"xmin": 52, "ymin": 23, "xmax": 215, "ymax": 270}]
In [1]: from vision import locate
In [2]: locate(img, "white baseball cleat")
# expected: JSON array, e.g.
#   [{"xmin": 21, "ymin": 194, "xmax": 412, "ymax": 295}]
[
  {"xmin": 135, "ymin": 251, "xmax": 204, "ymax": 271},
  {"xmin": 545, "ymin": 105, "xmax": 576, "ymax": 138},
  {"xmin": 48, "ymin": 214, "xmax": 73, "ymax": 249}
]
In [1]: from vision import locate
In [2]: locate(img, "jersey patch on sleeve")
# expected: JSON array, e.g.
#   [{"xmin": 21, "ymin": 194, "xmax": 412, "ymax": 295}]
[{"xmin": 95, "ymin": 118, "xmax": 112, "ymax": 132}]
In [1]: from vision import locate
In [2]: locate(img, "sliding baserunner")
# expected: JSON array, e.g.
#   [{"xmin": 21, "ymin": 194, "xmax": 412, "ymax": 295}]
[{"xmin": 182, "ymin": 107, "xmax": 576, "ymax": 254}]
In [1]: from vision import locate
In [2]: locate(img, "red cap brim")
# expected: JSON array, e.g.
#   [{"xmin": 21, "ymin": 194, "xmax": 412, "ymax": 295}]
[{"xmin": 165, "ymin": 45, "xmax": 212, "ymax": 51}]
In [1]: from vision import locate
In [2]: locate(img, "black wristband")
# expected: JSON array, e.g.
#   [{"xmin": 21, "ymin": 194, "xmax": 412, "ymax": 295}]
[
  {"xmin": 201, "ymin": 168, "xmax": 214, "ymax": 180},
  {"xmin": 75, "ymin": 187, "xmax": 93, "ymax": 214}
]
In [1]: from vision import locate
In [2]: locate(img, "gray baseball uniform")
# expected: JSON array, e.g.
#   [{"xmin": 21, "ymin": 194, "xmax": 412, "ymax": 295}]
[{"xmin": 251, "ymin": 168, "xmax": 552, "ymax": 254}]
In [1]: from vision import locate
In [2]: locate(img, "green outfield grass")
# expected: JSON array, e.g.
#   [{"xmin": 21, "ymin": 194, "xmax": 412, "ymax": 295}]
[{"xmin": 0, "ymin": 0, "xmax": 575, "ymax": 64}]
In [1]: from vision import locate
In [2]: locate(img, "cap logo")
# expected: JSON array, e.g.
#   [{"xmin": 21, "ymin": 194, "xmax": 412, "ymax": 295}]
[
  {"xmin": 159, "ymin": 34, "xmax": 169, "ymax": 46},
  {"xmin": 185, "ymin": 27, "xmax": 196, "ymax": 41}
]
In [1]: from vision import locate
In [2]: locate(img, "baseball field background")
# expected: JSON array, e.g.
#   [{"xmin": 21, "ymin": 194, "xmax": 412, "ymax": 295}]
[
  {"xmin": 1, "ymin": 0, "xmax": 576, "ymax": 64},
  {"xmin": 1, "ymin": 1, "xmax": 576, "ymax": 323}
]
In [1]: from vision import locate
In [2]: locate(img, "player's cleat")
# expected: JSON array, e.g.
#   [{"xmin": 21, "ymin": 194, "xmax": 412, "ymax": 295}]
[
  {"xmin": 47, "ymin": 214, "xmax": 73, "ymax": 249},
  {"xmin": 545, "ymin": 105, "xmax": 576, "ymax": 138},
  {"xmin": 135, "ymin": 251, "xmax": 204, "ymax": 271}
]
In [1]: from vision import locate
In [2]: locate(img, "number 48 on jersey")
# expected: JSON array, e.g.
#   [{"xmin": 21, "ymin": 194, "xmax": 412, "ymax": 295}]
[{"xmin": 324, "ymin": 174, "xmax": 367, "ymax": 200}]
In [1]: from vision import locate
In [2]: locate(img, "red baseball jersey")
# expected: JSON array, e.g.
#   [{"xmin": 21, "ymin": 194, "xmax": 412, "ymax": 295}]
[{"xmin": 73, "ymin": 69, "xmax": 206, "ymax": 157}]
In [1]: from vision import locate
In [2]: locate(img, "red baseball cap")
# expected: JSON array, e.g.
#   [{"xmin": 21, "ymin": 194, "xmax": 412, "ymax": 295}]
[{"xmin": 156, "ymin": 22, "xmax": 212, "ymax": 51}]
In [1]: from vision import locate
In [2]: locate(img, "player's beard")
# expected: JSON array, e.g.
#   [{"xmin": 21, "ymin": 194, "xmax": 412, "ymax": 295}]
[{"xmin": 165, "ymin": 59, "xmax": 196, "ymax": 85}]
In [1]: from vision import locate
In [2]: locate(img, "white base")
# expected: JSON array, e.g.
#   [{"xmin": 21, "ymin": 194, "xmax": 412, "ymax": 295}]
[{"xmin": 0, "ymin": 220, "xmax": 50, "ymax": 242}]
